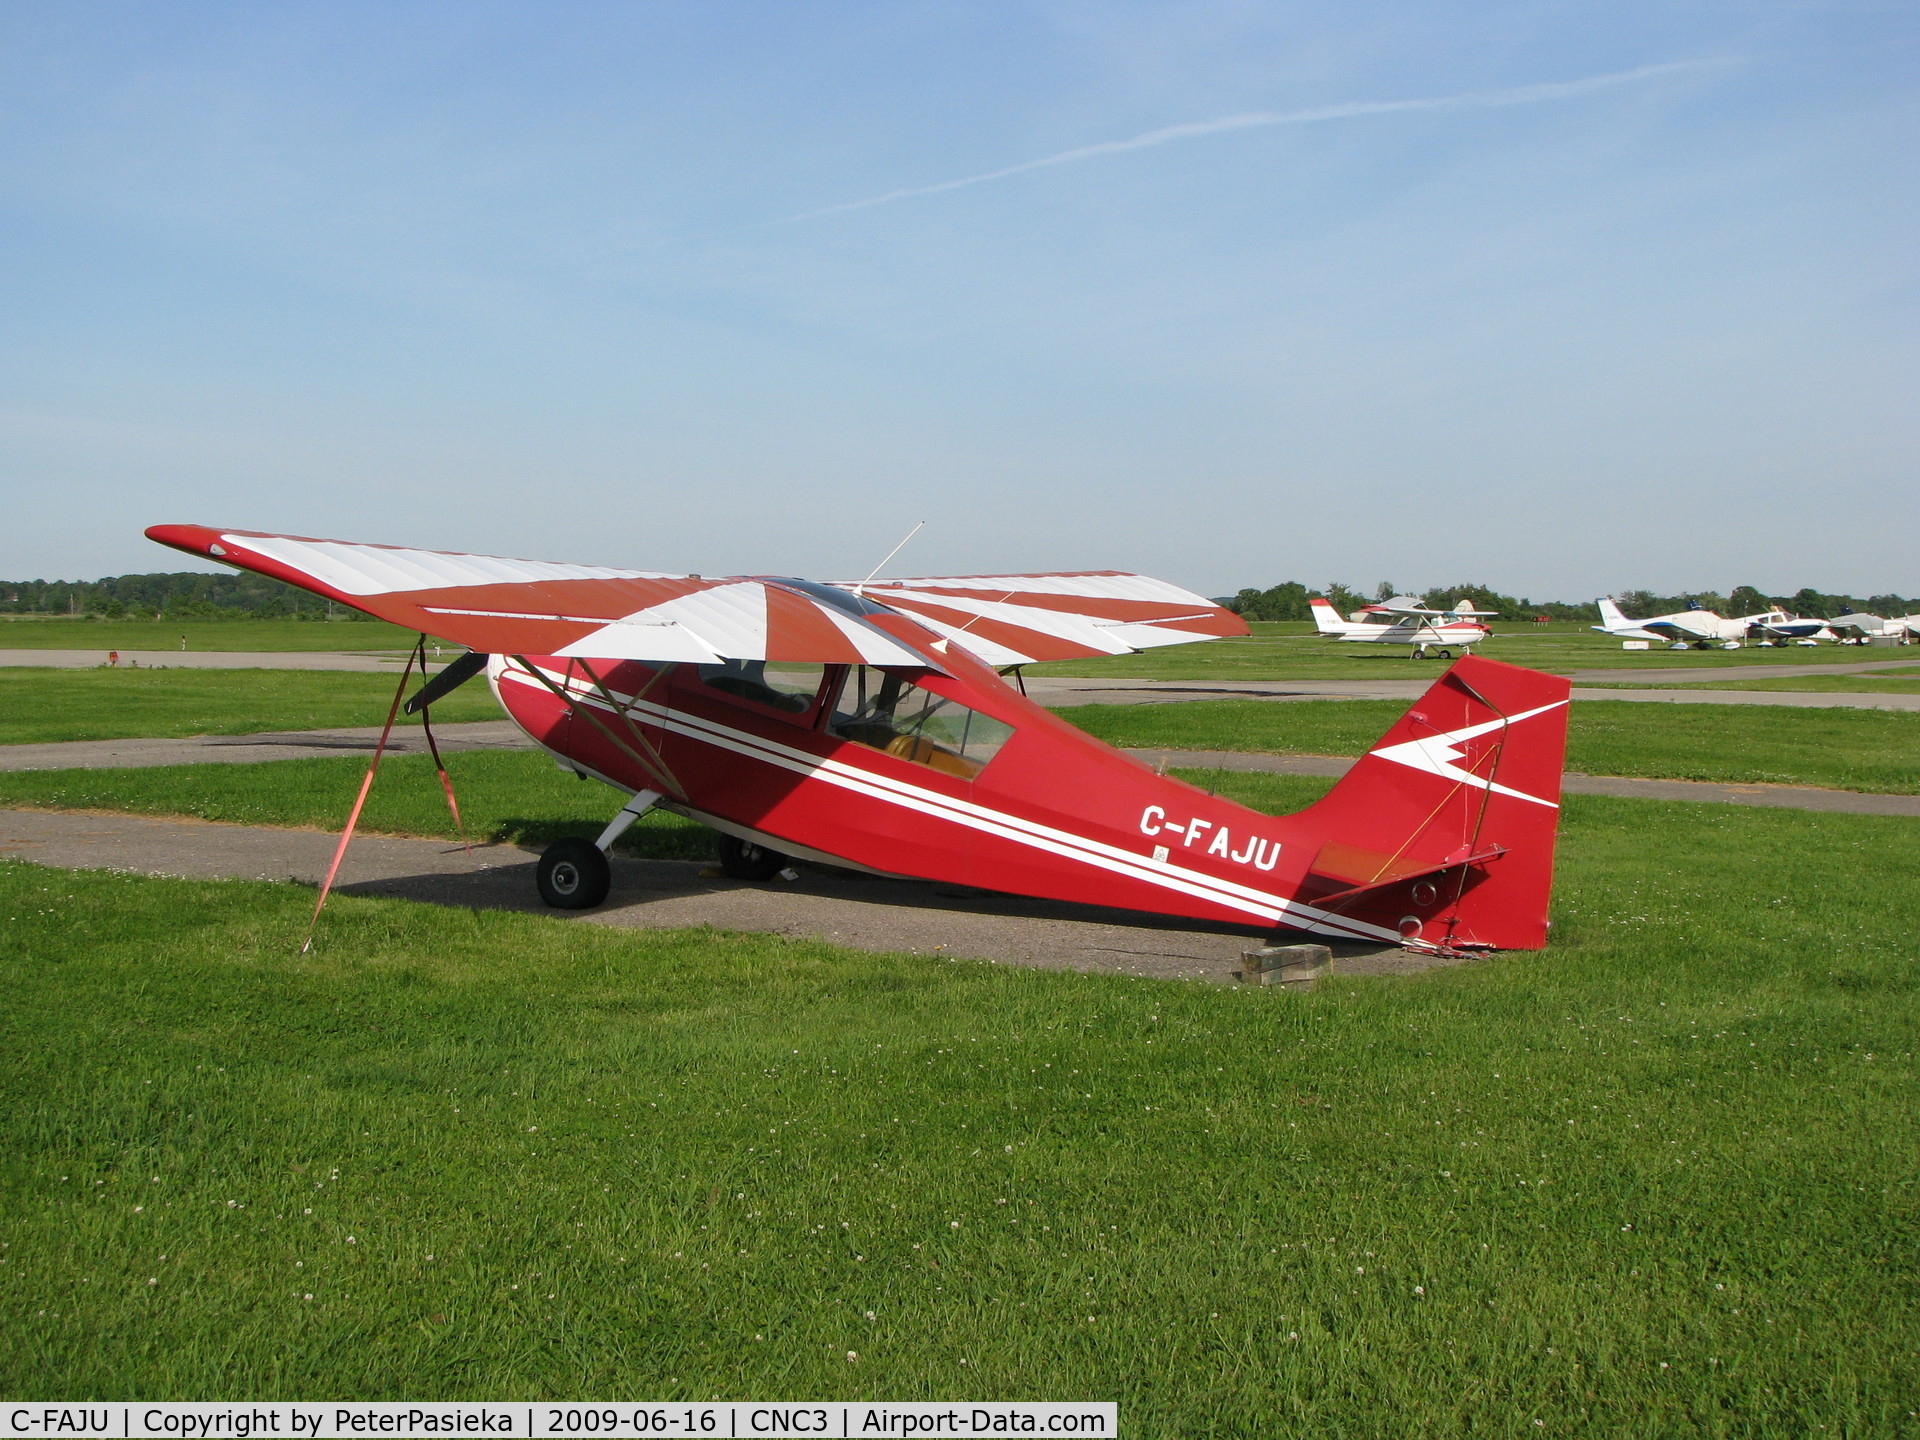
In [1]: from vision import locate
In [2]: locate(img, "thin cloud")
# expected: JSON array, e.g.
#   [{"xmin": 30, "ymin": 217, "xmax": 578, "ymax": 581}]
[{"xmin": 784, "ymin": 59, "xmax": 1737, "ymax": 224}]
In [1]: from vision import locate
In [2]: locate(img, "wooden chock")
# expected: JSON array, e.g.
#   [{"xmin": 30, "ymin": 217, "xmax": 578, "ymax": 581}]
[{"xmin": 1235, "ymin": 943, "xmax": 1333, "ymax": 989}]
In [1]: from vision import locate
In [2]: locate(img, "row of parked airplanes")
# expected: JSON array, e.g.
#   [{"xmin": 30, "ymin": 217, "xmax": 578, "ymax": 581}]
[{"xmin": 1307, "ymin": 594, "xmax": 1918, "ymax": 656}]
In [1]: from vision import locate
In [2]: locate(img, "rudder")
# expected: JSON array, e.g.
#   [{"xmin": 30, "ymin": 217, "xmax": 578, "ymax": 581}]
[{"xmin": 1287, "ymin": 655, "xmax": 1570, "ymax": 950}]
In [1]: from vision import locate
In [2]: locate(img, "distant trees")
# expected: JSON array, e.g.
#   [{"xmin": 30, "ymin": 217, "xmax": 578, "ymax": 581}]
[
  {"xmin": 1226, "ymin": 582, "xmax": 1315, "ymax": 621},
  {"xmin": 0, "ymin": 570, "xmax": 370, "ymax": 620}
]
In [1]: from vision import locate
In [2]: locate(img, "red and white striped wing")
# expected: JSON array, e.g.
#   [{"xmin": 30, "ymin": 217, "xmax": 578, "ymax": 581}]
[
  {"xmin": 842, "ymin": 571, "xmax": 1248, "ymax": 666},
  {"xmin": 145, "ymin": 525, "xmax": 929, "ymax": 666}
]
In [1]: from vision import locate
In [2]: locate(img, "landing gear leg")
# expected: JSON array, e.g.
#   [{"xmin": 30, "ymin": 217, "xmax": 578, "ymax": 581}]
[{"xmin": 594, "ymin": 789, "xmax": 660, "ymax": 853}]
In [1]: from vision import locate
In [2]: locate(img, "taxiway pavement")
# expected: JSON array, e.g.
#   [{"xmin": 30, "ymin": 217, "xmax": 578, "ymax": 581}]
[{"xmin": 0, "ymin": 808, "xmax": 1453, "ymax": 984}]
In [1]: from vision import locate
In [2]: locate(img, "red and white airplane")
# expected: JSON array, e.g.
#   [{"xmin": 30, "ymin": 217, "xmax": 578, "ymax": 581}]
[{"xmin": 148, "ymin": 525, "xmax": 1571, "ymax": 954}]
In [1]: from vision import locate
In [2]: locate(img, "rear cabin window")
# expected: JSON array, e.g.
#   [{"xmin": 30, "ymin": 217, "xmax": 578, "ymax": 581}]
[
  {"xmin": 695, "ymin": 660, "xmax": 827, "ymax": 719},
  {"xmin": 830, "ymin": 667, "xmax": 1013, "ymax": 779}
]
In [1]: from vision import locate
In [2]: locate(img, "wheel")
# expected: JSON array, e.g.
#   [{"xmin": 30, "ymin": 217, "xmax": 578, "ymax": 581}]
[
  {"xmin": 719, "ymin": 833, "xmax": 788, "ymax": 881},
  {"xmin": 537, "ymin": 836, "xmax": 611, "ymax": 909},
  {"xmin": 1436, "ymin": 648, "xmax": 1454, "ymax": 660}
]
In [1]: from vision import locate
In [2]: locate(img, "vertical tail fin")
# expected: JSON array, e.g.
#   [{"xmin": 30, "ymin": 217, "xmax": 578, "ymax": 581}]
[
  {"xmin": 1596, "ymin": 596, "xmax": 1631, "ymax": 630},
  {"xmin": 1309, "ymin": 597, "xmax": 1346, "ymax": 634},
  {"xmin": 1289, "ymin": 655, "xmax": 1570, "ymax": 950}
]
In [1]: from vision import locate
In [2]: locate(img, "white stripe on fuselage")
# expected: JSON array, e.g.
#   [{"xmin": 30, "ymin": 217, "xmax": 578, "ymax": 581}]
[{"xmin": 500, "ymin": 663, "xmax": 1407, "ymax": 945}]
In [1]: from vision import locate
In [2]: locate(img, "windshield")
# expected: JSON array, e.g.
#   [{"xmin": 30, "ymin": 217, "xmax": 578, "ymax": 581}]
[{"xmin": 830, "ymin": 667, "xmax": 1013, "ymax": 779}]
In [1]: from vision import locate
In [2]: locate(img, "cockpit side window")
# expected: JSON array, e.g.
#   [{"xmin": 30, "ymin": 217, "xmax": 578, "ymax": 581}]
[
  {"xmin": 695, "ymin": 659, "xmax": 828, "ymax": 721},
  {"xmin": 829, "ymin": 667, "xmax": 1014, "ymax": 779}
]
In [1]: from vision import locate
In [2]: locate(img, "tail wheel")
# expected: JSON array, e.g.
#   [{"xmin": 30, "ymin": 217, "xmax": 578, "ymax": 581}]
[
  {"xmin": 719, "ymin": 833, "xmax": 788, "ymax": 881},
  {"xmin": 537, "ymin": 836, "xmax": 611, "ymax": 909}
]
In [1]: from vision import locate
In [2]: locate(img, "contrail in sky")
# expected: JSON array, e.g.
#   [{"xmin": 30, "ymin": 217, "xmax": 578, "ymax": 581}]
[{"xmin": 780, "ymin": 59, "xmax": 1734, "ymax": 225}]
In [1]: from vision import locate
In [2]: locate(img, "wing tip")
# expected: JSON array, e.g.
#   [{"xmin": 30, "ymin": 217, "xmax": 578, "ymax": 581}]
[{"xmin": 146, "ymin": 523, "xmax": 222, "ymax": 557}]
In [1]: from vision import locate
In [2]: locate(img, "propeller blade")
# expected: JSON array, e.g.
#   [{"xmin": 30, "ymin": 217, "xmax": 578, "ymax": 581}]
[{"xmin": 404, "ymin": 649, "xmax": 490, "ymax": 715}]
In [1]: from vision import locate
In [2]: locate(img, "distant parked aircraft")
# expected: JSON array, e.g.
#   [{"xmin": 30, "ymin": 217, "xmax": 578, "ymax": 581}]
[
  {"xmin": 1591, "ymin": 597, "xmax": 1750, "ymax": 649},
  {"xmin": 1590, "ymin": 598, "xmax": 1668, "ymax": 644},
  {"xmin": 1590, "ymin": 597, "xmax": 1839, "ymax": 649},
  {"xmin": 1311, "ymin": 595, "xmax": 1496, "ymax": 659},
  {"xmin": 1826, "ymin": 613, "xmax": 1913, "ymax": 644},
  {"xmin": 1743, "ymin": 611, "xmax": 1834, "ymax": 645}
]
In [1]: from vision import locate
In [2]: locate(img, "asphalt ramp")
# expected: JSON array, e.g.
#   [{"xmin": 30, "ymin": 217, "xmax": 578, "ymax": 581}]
[{"xmin": 0, "ymin": 807, "xmax": 1454, "ymax": 984}]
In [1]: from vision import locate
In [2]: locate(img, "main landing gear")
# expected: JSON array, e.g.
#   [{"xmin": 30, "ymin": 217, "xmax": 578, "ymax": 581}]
[
  {"xmin": 533, "ymin": 790, "xmax": 796, "ymax": 908},
  {"xmin": 536, "ymin": 789, "xmax": 659, "ymax": 910},
  {"xmin": 718, "ymin": 833, "xmax": 789, "ymax": 881},
  {"xmin": 537, "ymin": 838, "xmax": 610, "ymax": 909}
]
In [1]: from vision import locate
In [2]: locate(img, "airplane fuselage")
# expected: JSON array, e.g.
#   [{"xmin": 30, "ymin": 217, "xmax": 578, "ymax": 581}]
[{"xmin": 486, "ymin": 647, "xmax": 1553, "ymax": 950}]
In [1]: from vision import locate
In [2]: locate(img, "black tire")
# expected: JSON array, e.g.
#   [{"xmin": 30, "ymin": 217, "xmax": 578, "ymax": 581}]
[
  {"xmin": 719, "ymin": 833, "xmax": 788, "ymax": 881},
  {"xmin": 537, "ymin": 836, "xmax": 611, "ymax": 909}
]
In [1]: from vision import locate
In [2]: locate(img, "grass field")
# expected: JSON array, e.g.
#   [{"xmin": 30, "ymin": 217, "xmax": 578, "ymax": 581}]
[
  {"xmin": 0, "ymin": 751, "xmax": 714, "ymax": 857},
  {"xmin": 1, "ymin": 691, "xmax": 1915, "ymax": 860},
  {"xmin": 8, "ymin": 656, "xmax": 1919, "ymax": 796},
  {"xmin": 1, "ymin": 779, "xmax": 1914, "ymax": 1427},
  {"xmin": 1025, "ymin": 623, "xmax": 1912, "ymax": 682},
  {"xmin": 1061, "ymin": 699, "xmax": 1920, "ymax": 794},
  {"xmin": 0, "ymin": 617, "xmax": 421, "ymax": 652},
  {"xmin": 0, "ymin": 668, "xmax": 502, "ymax": 745}
]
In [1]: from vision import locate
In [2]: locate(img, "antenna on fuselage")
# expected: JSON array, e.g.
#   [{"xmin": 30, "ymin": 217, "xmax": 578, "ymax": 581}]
[{"xmin": 854, "ymin": 520, "xmax": 925, "ymax": 596}]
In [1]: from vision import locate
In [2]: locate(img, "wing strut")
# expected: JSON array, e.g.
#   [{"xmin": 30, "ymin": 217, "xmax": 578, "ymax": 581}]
[{"xmin": 507, "ymin": 655, "xmax": 684, "ymax": 800}]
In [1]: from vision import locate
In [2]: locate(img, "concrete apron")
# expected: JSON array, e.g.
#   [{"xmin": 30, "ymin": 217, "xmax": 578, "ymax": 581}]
[{"xmin": 0, "ymin": 807, "xmax": 1449, "ymax": 986}]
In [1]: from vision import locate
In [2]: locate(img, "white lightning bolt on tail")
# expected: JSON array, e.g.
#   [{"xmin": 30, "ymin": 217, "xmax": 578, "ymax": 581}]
[{"xmin": 1368, "ymin": 700, "xmax": 1569, "ymax": 808}]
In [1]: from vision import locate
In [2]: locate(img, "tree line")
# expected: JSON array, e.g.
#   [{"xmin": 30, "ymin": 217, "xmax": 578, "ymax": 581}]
[
  {"xmin": 0, "ymin": 571, "xmax": 373, "ymax": 621},
  {"xmin": 1221, "ymin": 582, "xmax": 1919, "ymax": 624}
]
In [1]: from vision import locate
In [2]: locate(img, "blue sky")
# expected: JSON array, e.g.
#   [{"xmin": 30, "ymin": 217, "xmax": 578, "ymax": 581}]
[{"xmin": 1, "ymin": 1, "xmax": 1913, "ymax": 600}]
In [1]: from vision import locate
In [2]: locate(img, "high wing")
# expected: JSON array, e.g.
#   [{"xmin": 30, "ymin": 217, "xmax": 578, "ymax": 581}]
[
  {"xmin": 146, "ymin": 527, "xmax": 1248, "ymax": 669},
  {"xmin": 1360, "ymin": 595, "xmax": 1498, "ymax": 619},
  {"xmin": 834, "ymin": 571, "xmax": 1249, "ymax": 666},
  {"xmin": 145, "ymin": 525, "xmax": 930, "ymax": 667}
]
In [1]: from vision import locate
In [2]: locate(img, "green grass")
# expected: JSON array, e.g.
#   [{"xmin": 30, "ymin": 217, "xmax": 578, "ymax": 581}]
[
  {"xmin": 0, "ymin": 617, "xmax": 421, "ymax": 651},
  {"xmin": 0, "ymin": 668, "xmax": 504, "ymax": 745},
  {"xmin": 1, "ymin": 785, "xmax": 1914, "ymax": 1427},
  {"xmin": 0, "ymin": 751, "xmax": 715, "ymax": 858},
  {"xmin": 1024, "ymin": 623, "xmax": 1915, "ymax": 681},
  {"xmin": 1060, "ymin": 699, "xmax": 1920, "ymax": 794}
]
